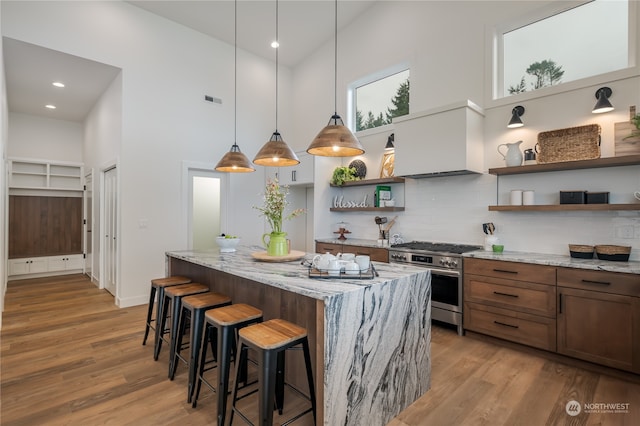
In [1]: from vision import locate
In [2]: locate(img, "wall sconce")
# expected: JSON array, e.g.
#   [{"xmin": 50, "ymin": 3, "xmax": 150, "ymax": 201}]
[
  {"xmin": 507, "ymin": 106, "xmax": 525, "ymax": 128},
  {"xmin": 592, "ymin": 87, "xmax": 614, "ymax": 114},
  {"xmin": 385, "ymin": 133, "xmax": 395, "ymax": 151}
]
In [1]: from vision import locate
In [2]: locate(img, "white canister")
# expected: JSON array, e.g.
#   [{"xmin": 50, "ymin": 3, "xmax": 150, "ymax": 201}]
[
  {"xmin": 484, "ymin": 235, "xmax": 499, "ymax": 251},
  {"xmin": 510, "ymin": 190, "xmax": 523, "ymax": 205},
  {"xmin": 523, "ymin": 190, "xmax": 535, "ymax": 205}
]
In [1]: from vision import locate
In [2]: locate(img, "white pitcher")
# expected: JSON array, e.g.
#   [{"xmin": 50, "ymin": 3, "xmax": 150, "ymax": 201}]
[{"xmin": 497, "ymin": 140, "xmax": 523, "ymax": 167}]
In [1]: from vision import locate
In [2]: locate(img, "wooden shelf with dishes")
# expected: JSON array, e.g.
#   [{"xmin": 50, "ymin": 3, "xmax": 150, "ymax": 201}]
[
  {"xmin": 329, "ymin": 177, "xmax": 405, "ymax": 187},
  {"xmin": 488, "ymin": 155, "xmax": 640, "ymax": 175},
  {"xmin": 488, "ymin": 155, "xmax": 640, "ymax": 212},
  {"xmin": 489, "ymin": 204, "xmax": 640, "ymax": 212}
]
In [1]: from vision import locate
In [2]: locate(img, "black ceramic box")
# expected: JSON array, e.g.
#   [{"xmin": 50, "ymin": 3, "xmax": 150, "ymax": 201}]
[
  {"xmin": 586, "ymin": 191, "xmax": 609, "ymax": 204},
  {"xmin": 560, "ymin": 191, "xmax": 586, "ymax": 204}
]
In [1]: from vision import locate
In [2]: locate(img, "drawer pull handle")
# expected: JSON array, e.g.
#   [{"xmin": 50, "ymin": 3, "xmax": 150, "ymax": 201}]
[
  {"xmin": 581, "ymin": 279, "xmax": 610, "ymax": 286},
  {"xmin": 493, "ymin": 269, "xmax": 518, "ymax": 274},
  {"xmin": 493, "ymin": 291, "xmax": 519, "ymax": 298},
  {"xmin": 494, "ymin": 320, "xmax": 519, "ymax": 329}
]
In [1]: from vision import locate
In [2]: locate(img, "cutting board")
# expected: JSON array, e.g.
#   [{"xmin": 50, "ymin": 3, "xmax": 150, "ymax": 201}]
[{"xmin": 251, "ymin": 250, "xmax": 306, "ymax": 262}]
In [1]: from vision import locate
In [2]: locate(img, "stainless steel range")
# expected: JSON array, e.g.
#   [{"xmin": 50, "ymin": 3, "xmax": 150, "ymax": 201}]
[{"xmin": 389, "ymin": 241, "xmax": 482, "ymax": 335}]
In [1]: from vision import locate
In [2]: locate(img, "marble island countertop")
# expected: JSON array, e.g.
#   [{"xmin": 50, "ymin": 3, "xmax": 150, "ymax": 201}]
[
  {"xmin": 167, "ymin": 245, "xmax": 430, "ymax": 301},
  {"xmin": 465, "ymin": 250, "xmax": 640, "ymax": 274}
]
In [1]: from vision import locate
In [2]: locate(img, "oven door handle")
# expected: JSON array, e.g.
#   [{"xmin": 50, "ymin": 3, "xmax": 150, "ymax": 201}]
[{"xmin": 428, "ymin": 268, "xmax": 460, "ymax": 278}]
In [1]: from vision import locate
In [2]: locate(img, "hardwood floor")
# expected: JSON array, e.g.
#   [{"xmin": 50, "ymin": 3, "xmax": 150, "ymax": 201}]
[{"xmin": 1, "ymin": 274, "xmax": 639, "ymax": 425}]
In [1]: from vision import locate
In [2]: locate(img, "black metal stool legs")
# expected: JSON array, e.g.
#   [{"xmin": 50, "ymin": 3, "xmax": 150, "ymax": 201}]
[{"xmin": 142, "ymin": 286, "xmax": 156, "ymax": 345}]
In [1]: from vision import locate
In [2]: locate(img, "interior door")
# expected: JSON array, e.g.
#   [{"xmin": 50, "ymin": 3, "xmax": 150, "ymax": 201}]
[
  {"xmin": 103, "ymin": 167, "xmax": 117, "ymax": 296},
  {"xmin": 188, "ymin": 170, "xmax": 221, "ymax": 250},
  {"xmin": 84, "ymin": 171, "xmax": 93, "ymax": 278}
]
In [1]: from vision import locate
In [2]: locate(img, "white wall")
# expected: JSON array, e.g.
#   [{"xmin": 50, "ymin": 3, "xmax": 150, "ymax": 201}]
[
  {"xmin": 0, "ymin": 4, "xmax": 7, "ymax": 323},
  {"xmin": 7, "ymin": 112, "xmax": 83, "ymax": 162},
  {"xmin": 1, "ymin": 1, "xmax": 288, "ymax": 307},
  {"xmin": 294, "ymin": 0, "xmax": 640, "ymax": 260}
]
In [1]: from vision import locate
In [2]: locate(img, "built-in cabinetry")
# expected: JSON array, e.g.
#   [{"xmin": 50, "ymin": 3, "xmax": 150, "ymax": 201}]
[
  {"xmin": 9, "ymin": 159, "xmax": 83, "ymax": 190},
  {"xmin": 464, "ymin": 258, "xmax": 640, "ymax": 373},
  {"xmin": 557, "ymin": 267, "xmax": 640, "ymax": 373},
  {"xmin": 8, "ymin": 254, "xmax": 84, "ymax": 278},
  {"xmin": 488, "ymin": 155, "xmax": 640, "ymax": 211},
  {"xmin": 464, "ymin": 258, "xmax": 557, "ymax": 351},
  {"xmin": 7, "ymin": 158, "xmax": 85, "ymax": 279},
  {"xmin": 393, "ymin": 100, "xmax": 484, "ymax": 177},
  {"xmin": 329, "ymin": 177, "xmax": 405, "ymax": 212},
  {"xmin": 315, "ymin": 241, "xmax": 389, "ymax": 262},
  {"xmin": 266, "ymin": 151, "xmax": 314, "ymax": 186}
]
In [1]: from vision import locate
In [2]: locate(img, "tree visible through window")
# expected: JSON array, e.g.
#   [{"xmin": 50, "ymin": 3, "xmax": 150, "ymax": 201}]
[
  {"xmin": 501, "ymin": 0, "xmax": 628, "ymax": 98},
  {"xmin": 354, "ymin": 69, "xmax": 409, "ymax": 131}
]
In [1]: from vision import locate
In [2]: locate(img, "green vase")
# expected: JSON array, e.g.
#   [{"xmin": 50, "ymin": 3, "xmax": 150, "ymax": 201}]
[{"xmin": 262, "ymin": 231, "xmax": 288, "ymax": 256}]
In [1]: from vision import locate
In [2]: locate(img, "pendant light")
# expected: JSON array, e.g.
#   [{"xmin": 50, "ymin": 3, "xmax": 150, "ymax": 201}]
[
  {"xmin": 307, "ymin": 0, "xmax": 364, "ymax": 157},
  {"xmin": 253, "ymin": 0, "xmax": 300, "ymax": 167},
  {"xmin": 215, "ymin": 0, "xmax": 255, "ymax": 173}
]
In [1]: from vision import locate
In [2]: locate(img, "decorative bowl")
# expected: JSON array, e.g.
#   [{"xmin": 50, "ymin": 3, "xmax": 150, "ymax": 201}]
[
  {"xmin": 595, "ymin": 245, "xmax": 631, "ymax": 262},
  {"xmin": 568, "ymin": 244, "xmax": 594, "ymax": 259},
  {"xmin": 216, "ymin": 236, "xmax": 240, "ymax": 252}
]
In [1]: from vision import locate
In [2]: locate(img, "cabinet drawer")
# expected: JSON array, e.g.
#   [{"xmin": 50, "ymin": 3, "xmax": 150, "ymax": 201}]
[
  {"xmin": 557, "ymin": 267, "xmax": 640, "ymax": 297},
  {"xmin": 315, "ymin": 242, "xmax": 342, "ymax": 255},
  {"xmin": 464, "ymin": 302, "xmax": 557, "ymax": 351},
  {"xmin": 345, "ymin": 246, "xmax": 388, "ymax": 263},
  {"xmin": 464, "ymin": 258, "xmax": 556, "ymax": 285},
  {"xmin": 464, "ymin": 274, "xmax": 556, "ymax": 318}
]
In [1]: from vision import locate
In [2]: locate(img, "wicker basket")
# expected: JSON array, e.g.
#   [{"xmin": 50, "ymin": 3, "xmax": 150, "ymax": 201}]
[
  {"xmin": 594, "ymin": 245, "xmax": 631, "ymax": 255},
  {"xmin": 568, "ymin": 244, "xmax": 594, "ymax": 259},
  {"xmin": 536, "ymin": 124, "xmax": 601, "ymax": 164}
]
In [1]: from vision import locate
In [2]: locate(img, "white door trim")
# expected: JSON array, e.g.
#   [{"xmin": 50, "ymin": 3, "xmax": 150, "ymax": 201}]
[{"xmin": 181, "ymin": 161, "xmax": 229, "ymax": 249}]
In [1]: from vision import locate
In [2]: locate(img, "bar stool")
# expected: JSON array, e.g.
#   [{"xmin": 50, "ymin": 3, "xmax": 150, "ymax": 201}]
[
  {"xmin": 142, "ymin": 276, "xmax": 191, "ymax": 348},
  {"xmin": 155, "ymin": 283, "xmax": 209, "ymax": 361},
  {"xmin": 192, "ymin": 304, "xmax": 263, "ymax": 425},
  {"xmin": 229, "ymin": 319, "xmax": 316, "ymax": 426},
  {"xmin": 171, "ymin": 291, "xmax": 232, "ymax": 403}
]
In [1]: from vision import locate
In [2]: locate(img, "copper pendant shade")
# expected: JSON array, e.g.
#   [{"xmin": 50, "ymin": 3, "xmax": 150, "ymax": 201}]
[
  {"xmin": 215, "ymin": 143, "xmax": 255, "ymax": 172},
  {"xmin": 307, "ymin": 0, "xmax": 364, "ymax": 158},
  {"xmin": 308, "ymin": 114, "xmax": 364, "ymax": 157},
  {"xmin": 253, "ymin": 131, "xmax": 300, "ymax": 166},
  {"xmin": 253, "ymin": 0, "xmax": 299, "ymax": 167},
  {"xmin": 214, "ymin": 0, "xmax": 255, "ymax": 173}
]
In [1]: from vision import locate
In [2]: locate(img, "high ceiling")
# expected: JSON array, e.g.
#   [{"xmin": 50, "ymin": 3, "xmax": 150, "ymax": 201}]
[{"xmin": 4, "ymin": 1, "xmax": 376, "ymax": 123}]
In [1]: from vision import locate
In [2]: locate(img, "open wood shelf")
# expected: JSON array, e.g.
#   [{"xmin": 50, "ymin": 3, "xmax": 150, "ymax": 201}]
[
  {"xmin": 488, "ymin": 155, "xmax": 640, "ymax": 176},
  {"xmin": 488, "ymin": 203, "xmax": 640, "ymax": 212},
  {"xmin": 330, "ymin": 207, "xmax": 405, "ymax": 212},
  {"xmin": 330, "ymin": 177, "xmax": 405, "ymax": 187}
]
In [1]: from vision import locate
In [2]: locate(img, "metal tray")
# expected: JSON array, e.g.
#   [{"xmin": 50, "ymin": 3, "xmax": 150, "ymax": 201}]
[{"xmin": 307, "ymin": 265, "xmax": 376, "ymax": 280}]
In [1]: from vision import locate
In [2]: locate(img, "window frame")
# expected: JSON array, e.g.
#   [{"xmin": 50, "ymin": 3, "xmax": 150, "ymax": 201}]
[
  {"xmin": 486, "ymin": 0, "xmax": 638, "ymax": 107},
  {"xmin": 347, "ymin": 62, "xmax": 410, "ymax": 132}
]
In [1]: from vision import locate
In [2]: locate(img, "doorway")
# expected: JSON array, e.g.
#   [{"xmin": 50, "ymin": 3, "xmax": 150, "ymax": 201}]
[
  {"xmin": 102, "ymin": 166, "xmax": 117, "ymax": 296},
  {"xmin": 84, "ymin": 171, "xmax": 93, "ymax": 280}
]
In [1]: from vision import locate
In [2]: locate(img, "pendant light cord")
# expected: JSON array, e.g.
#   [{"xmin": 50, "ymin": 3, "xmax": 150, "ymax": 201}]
[
  {"xmin": 333, "ymin": 0, "xmax": 338, "ymax": 115},
  {"xmin": 234, "ymin": 0, "xmax": 238, "ymax": 145},
  {"xmin": 275, "ymin": 0, "xmax": 279, "ymax": 133}
]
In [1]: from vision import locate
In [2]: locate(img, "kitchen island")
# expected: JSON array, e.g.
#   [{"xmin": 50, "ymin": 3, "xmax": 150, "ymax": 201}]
[{"xmin": 166, "ymin": 246, "xmax": 431, "ymax": 426}]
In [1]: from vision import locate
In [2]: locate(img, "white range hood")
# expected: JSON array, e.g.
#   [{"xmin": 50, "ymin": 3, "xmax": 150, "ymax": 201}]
[{"xmin": 393, "ymin": 100, "xmax": 485, "ymax": 178}]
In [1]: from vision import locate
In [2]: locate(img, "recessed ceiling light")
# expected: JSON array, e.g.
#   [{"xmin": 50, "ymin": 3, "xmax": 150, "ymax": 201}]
[
  {"xmin": 271, "ymin": 40, "xmax": 279, "ymax": 48},
  {"xmin": 52, "ymin": 81, "xmax": 65, "ymax": 88},
  {"xmin": 45, "ymin": 104, "xmax": 56, "ymax": 109}
]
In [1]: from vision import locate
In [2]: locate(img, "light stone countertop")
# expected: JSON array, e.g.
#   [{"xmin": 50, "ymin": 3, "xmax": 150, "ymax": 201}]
[
  {"xmin": 464, "ymin": 250, "xmax": 640, "ymax": 275},
  {"xmin": 166, "ymin": 245, "xmax": 430, "ymax": 301}
]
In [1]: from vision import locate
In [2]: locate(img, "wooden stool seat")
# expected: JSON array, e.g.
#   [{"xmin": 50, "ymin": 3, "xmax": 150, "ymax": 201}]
[
  {"xmin": 143, "ymin": 276, "xmax": 191, "ymax": 347},
  {"xmin": 154, "ymin": 283, "xmax": 209, "ymax": 361},
  {"xmin": 192, "ymin": 304, "xmax": 263, "ymax": 425},
  {"xmin": 206, "ymin": 303, "xmax": 263, "ymax": 326},
  {"xmin": 172, "ymin": 291, "xmax": 232, "ymax": 404},
  {"xmin": 239, "ymin": 319, "xmax": 307, "ymax": 350},
  {"xmin": 229, "ymin": 319, "xmax": 316, "ymax": 426}
]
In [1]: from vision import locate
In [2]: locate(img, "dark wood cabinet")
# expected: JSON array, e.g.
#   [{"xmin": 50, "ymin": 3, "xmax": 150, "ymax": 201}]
[
  {"xmin": 464, "ymin": 258, "xmax": 556, "ymax": 351},
  {"xmin": 315, "ymin": 242, "xmax": 388, "ymax": 262},
  {"xmin": 557, "ymin": 268, "xmax": 640, "ymax": 373}
]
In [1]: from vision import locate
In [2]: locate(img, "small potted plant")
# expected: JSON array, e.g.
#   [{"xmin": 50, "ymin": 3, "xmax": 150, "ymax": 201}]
[{"xmin": 331, "ymin": 166, "xmax": 359, "ymax": 186}]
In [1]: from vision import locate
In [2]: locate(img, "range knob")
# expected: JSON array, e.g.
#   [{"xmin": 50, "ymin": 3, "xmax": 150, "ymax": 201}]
[{"xmin": 450, "ymin": 260, "xmax": 458, "ymax": 268}]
